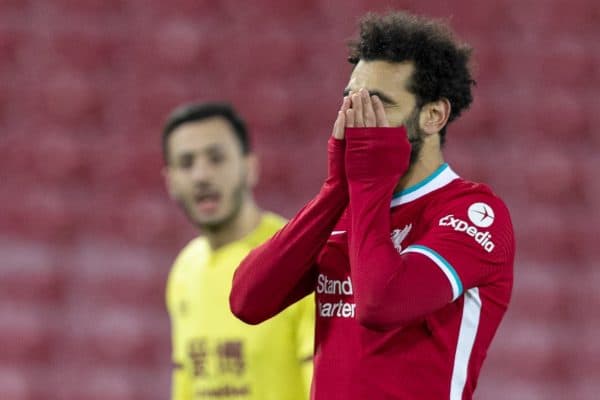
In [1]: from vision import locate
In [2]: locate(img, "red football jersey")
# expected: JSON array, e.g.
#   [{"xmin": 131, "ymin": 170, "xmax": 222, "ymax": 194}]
[
  {"xmin": 231, "ymin": 131, "xmax": 515, "ymax": 400},
  {"xmin": 313, "ymin": 163, "xmax": 514, "ymax": 400}
]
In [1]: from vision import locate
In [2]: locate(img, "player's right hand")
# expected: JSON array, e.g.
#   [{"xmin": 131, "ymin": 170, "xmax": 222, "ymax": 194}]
[
  {"xmin": 326, "ymin": 95, "xmax": 351, "ymax": 189},
  {"xmin": 332, "ymin": 95, "xmax": 351, "ymax": 140}
]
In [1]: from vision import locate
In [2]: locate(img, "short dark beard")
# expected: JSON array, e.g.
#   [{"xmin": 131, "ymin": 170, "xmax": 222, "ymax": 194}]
[
  {"xmin": 403, "ymin": 106, "xmax": 425, "ymax": 165},
  {"xmin": 200, "ymin": 182, "xmax": 245, "ymax": 233},
  {"xmin": 176, "ymin": 179, "xmax": 247, "ymax": 234}
]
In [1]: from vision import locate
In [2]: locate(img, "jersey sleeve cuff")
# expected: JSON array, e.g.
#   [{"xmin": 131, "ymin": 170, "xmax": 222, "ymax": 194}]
[{"xmin": 401, "ymin": 244, "xmax": 463, "ymax": 301}]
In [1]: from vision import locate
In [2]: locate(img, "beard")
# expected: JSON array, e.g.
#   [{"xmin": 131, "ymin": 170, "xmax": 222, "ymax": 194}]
[
  {"xmin": 176, "ymin": 178, "xmax": 247, "ymax": 233},
  {"xmin": 402, "ymin": 106, "xmax": 426, "ymax": 166},
  {"xmin": 200, "ymin": 182, "xmax": 245, "ymax": 233}
]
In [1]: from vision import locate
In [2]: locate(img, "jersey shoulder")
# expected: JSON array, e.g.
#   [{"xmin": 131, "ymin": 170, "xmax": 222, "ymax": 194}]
[
  {"xmin": 171, "ymin": 237, "xmax": 209, "ymax": 276},
  {"xmin": 166, "ymin": 237, "xmax": 208, "ymax": 309},
  {"xmin": 260, "ymin": 212, "xmax": 287, "ymax": 233},
  {"xmin": 429, "ymin": 177, "xmax": 515, "ymax": 261},
  {"xmin": 434, "ymin": 178, "xmax": 512, "ymax": 222},
  {"xmin": 244, "ymin": 212, "xmax": 287, "ymax": 248}
]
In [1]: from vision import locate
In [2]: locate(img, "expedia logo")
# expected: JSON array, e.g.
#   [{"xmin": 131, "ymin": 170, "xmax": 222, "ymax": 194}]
[
  {"xmin": 467, "ymin": 202, "xmax": 495, "ymax": 228},
  {"xmin": 439, "ymin": 214, "xmax": 495, "ymax": 253}
]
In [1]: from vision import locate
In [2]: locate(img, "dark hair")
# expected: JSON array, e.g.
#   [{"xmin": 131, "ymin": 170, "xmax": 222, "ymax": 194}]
[
  {"xmin": 162, "ymin": 102, "xmax": 250, "ymax": 164},
  {"xmin": 348, "ymin": 11, "xmax": 476, "ymax": 143}
]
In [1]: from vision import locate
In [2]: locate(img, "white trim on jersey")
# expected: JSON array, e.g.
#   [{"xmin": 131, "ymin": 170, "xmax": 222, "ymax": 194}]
[
  {"xmin": 390, "ymin": 163, "xmax": 459, "ymax": 208},
  {"xmin": 401, "ymin": 244, "xmax": 463, "ymax": 301},
  {"xmin": 450, "ymin": 288, "xmax": 482, "ymax": 400}
]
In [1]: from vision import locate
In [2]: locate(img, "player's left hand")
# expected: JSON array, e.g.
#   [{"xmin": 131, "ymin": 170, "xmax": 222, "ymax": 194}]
[
  {"xmin": 343, "ymin": 88, "xmax": 411, "ymax": 183},
  {"xmin": 346, "ymin": 88, "xmax": 389, "ymax": 129}
]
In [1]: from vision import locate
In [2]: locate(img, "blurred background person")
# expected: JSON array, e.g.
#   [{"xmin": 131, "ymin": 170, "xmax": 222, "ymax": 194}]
[
  {"xmin": 0, "ymin": 1, "xmax": 598, "ymax": 400},
  {"xmin": 162, "ymin": 102, "xmax": 314, "ymax": 400}
]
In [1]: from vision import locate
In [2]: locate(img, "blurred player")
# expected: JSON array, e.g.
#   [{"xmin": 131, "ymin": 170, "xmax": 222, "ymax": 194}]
[
  {"xmin": 230, "ymin": 12, "xmax": 514, "ymax": 400},
  {"xmin": 163, "ymin": 102, "xmax": 314, "ymax": 400}
]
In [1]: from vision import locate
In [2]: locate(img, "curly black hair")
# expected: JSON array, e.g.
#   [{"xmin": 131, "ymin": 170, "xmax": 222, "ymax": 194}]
[{"xmin": 348, "ymin": 12, "xmax": 476, "ymax": 143}]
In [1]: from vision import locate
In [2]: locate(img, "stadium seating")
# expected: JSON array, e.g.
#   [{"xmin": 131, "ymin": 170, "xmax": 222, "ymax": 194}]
[{"xmin": 0, "ymin": 1, "xmax": 598, "ymax": 399}]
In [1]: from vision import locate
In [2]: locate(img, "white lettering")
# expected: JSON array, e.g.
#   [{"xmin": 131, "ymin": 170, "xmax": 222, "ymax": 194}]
[
  {"xmin": 456, "ymin": 220, "xmax": 469, "ymax": 232},
  {"xmin": 318, "ymin": 301, "xmax": 356, "ymax": 318},
  {"xmin": 439, "ymin": 214, "xmax": 495, "ymax": 253},
  {"xmin": 439, "ymin": 215, "xmax": 452, "ymax": 226},
  {"xmin": 316, "ymin": 274, "xmax": 353, "ymax": 295}
]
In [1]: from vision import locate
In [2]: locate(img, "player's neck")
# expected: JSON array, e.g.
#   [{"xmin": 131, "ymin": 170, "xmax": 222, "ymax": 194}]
[
  {"xmin": 205, "ymin": 197, "xmax": 262, "ymax": 250},
  {"xmin": 395, "ymin": 142, "xmax": 445, "ymax": 193}
]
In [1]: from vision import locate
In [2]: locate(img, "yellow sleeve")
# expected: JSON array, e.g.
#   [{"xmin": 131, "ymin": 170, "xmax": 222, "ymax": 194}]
[
  {"xmin": 166, "ymin": 261, "xmax": 193, "ymax": 400},
  {"xmin": 294, "ymin": 293, "xmax": 315, "ymax": 399}
]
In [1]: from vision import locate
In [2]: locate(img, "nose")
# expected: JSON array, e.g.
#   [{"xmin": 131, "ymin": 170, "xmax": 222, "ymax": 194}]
[{"xmin": 190, "ymin": 158, "xmax": 214, "ymax": 183}]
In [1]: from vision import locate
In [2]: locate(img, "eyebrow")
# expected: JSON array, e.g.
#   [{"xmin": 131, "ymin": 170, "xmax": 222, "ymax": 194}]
[
  {"xmin": 175, "ymin": 143, "xmax": 224, "ymax": 159},
  {"xmin": 343, "ymin": 88, "xmax": 397, "ymax": 105}
]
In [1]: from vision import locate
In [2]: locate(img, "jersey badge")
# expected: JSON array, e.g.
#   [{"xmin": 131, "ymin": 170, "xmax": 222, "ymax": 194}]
[{"xmin": 391, "ymin": 224, "xmax": 412, "ymax": 254}]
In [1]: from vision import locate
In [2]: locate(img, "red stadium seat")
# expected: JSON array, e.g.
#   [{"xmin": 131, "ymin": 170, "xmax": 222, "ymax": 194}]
[
  {"xmin": 0, "ymin": 367, "xmax": 30, "ymax": 400},
  {"xmin": 219, "ymin": 0, "xmax": 321, "ymax": 23},
  {"xmin": 69, "ymin": 239, "xmax": 170, "ymax": 308},
  {"xmin": 523, "ymin": 144, "xmax": 578, "ymax": 204},
  {"xmin": 0, "ymin": 303, "xmax": 57, "ymax": 364},
  {"xmin": 28, "ymin": 127, "xmax": 88, "ymax": 184},
  {"xmin": 150, "ymin": 0, "xmax": 214, "ymax": 18},
  {"xmin": 488, "ymin": 318, "xmax": 571, "ymax": 381},
  {"xmin": 49, "ymin": 0, "xmax": 126, "ymax": 17},
  {"xmin": 0, "ymin": 239, "xmax": 64, "ymax": 303},
  {"xmin": 507, "ymin": 263, "xmax": 563, "ymax": 321},
  {"xmin": 151, "ymin": 19, "xmax": 208, "ymax": 70},
  {"xmin": 60, "ymin": 370, "xmax": 139, "ymax": 400},
  {"xmin": 0, "ymin": 27, "xmax": 25, "ymax": 72},
  {"xmin": 532, "ymin": 91, "xmax": 587, "ymax": 139},
  {"xmin": 42, "ymin": 70, "xmax": 103, "ymax": 125},
  {"xmin": 507, "ymin": 0, "xmax": 599, "ymax": 37},
  {"xmin": 514, "ymin": 205, "xmax": 573, "ymax": 264},
  {"xmin": 475, "ymin": 378, "xmax": 570, "ymax": 400},
  {"xmin": 62, "ymin": 306, "xmax": 167, "ymax": 367}
]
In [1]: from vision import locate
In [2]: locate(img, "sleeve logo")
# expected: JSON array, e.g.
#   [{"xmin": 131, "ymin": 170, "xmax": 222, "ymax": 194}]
[
  {"xmin": 439, "ymin": 204, "xmax": 496, "ymax": 253},
  {"xmin": 467, "ymin": 202, "xmax": 495, "ymax": 228}
]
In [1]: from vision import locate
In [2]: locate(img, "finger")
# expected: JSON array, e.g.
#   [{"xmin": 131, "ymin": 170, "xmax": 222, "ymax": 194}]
[
  {"xmin": 362, "ymin": 90, "xmax": 376, "ymax": 127},
  {"xmin": 332, "ymin": 111, "xmax": 345, "ymax": 139},
  {"xmin": 341, "ymin": 96, "xmax": 350, "ymax": 114},
  {"xmin": 345, "ymin": 109, "xmax": 355, "ymax": 128},
  {"xmin": 352, "ymin": 92, "xmax": 363, "ymax": 127},
  {"xmin": 372, "ymin": 95, "xmax": 390, "ymax": 127},
  {"xmin": 332, "ymin": 97, "xmax": 348, "ymax": 139}
]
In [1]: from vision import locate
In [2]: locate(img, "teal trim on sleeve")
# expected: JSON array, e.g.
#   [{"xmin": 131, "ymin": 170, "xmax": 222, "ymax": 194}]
[{"xmin": 406, "ymin": 244, "xmax": 464, "ymax": 296}]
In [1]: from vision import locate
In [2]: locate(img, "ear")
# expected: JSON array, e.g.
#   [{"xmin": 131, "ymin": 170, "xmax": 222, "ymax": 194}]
[
  {"xmin": 245, "ymin": 153, "xmax": 259, "ymax": 188},
  {"xmin": 162, "ymin": 166, "xmax": 177, "ymax": 199},
  {"xmin": 419, "ymin": 98, "xmax": 451, "ymax": 136}
]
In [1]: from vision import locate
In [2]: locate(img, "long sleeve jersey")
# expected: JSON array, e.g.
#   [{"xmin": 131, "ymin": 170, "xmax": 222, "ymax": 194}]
[{"xmin": 230, "ymin": 128, "xmax": 514, "ymax": 400}]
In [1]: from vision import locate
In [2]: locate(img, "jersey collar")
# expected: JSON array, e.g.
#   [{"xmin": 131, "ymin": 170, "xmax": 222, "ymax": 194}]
[{"xmin": 390, "ymin": 163, "xmax": 458, "ymax": 208}]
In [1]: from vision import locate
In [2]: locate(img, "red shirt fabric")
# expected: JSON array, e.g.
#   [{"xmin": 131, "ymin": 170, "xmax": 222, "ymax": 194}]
[{"xmin": 231, "ymin": 128, "xmax": 515, "ymax": 400}]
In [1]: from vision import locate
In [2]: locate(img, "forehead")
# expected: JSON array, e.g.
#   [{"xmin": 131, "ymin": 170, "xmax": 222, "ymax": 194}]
[
  {"xmin": 168, "ymin": 117, "xmax": 241, "ymax": 155},
  {"xmin": 347, "ymin": 60, "xmax": 415, "ymax": 95}
]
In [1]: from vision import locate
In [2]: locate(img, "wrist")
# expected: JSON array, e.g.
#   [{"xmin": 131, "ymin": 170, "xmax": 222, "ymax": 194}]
[
  {"xmin": 326, "ymin": 136, "xmax": 347, "ymax": 186},
  {"xmin": 345, "ymin": 127, "xmax": 411, "ymax": 182}
]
